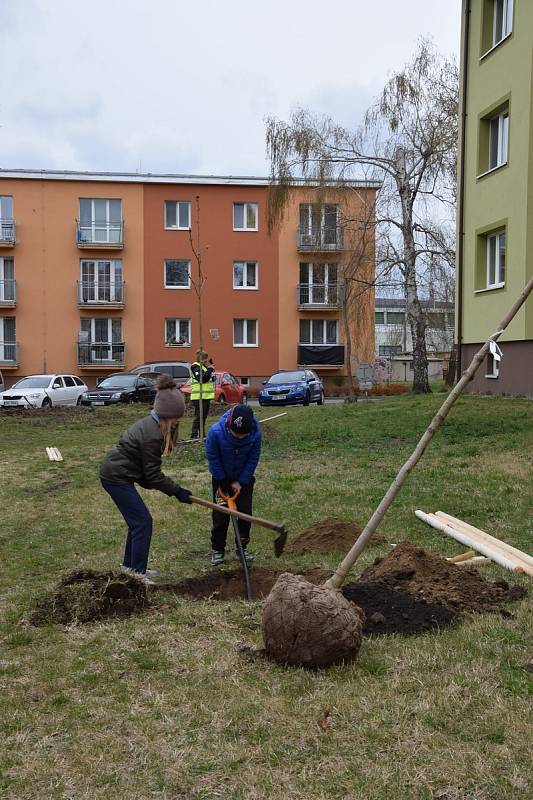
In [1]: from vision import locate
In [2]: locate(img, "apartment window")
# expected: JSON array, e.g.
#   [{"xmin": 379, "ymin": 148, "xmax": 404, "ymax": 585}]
[
  {"xmin": 488, "ymin": 110, "xmax": 509, "ymax": 170},
  {"xmin": 0, "ymin": 316, "xmax": 16, "ymax": 362},
  {"xmin": 80, "ymin": 259, "xmax": 123, "ymax": 302},
  {"xmin": 387, "ymin": 311, "xmax": 406, "ymax": 324},
  {"xmin": 299, "ymin": 319, "xmax": 338, "ymax": 345},
  {"xmin": 164, "ymin": 259, "xmax": 191, "ymax": 288},
  {"xmin": 379, "ymin": 345, "xmax": 402, "ymax": 357},
  {"xmin": 79, "ymin": 318, "xmax": 123, "ymax": 363},
  {"xmin": 233, "ymin": 203, "xmax": 258, "ymax": 231},
  {"xmin": 0, "ymin": 257, "xmax": 15, "ymax": 302},
  {"xmin": 164, "ymin": 201, "xmax": 191, "ymax": 230},
  {"xmin": 0, "ymin": 196, "xmax": 14, "ymax": 243},
  {"xmin": 493, "ymin": 0, "xmax": 513, "ymax": 46},
  {"xmin": 240, "ymin": 377, "xmax": 250, "ymax": 386},
  {"xmin": 233, "ymin": 319, "xmax": 258, "ymax": 346},
  {"xmin": 487, "ymin": 231, "xmax": 506, "ymax": 287},
  {"xmin": 78, "ymin": 198, "xmax": 122, "ymax": 243},
  {"xmin": 165, "ymin": 318, "xmax": 191, "ymax": 346},
  {"xmin": 233, "ymin": 261, "xmax": 258, "ymax": 289},
  {"xmin": 486, "ymin": 352, "xmax": 500, "ymax": 379},
  {"xmin": 375, "ymin": 311, "xmax": 385, "ymax": 324}
]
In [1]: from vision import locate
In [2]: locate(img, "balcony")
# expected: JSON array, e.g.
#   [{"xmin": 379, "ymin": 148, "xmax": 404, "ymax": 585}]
[
  {"xmin": 0, "ymin": 341, "xmax": 19, "ymax": 367},
  {"xmin": 298, "ymin": 344, "xmax": 344, "ymax": 368},
  {"xmin": 0, "ymin": 219, "xmax": 16, "ymax": 247},
  {"xmin": 297, "ymin": 283, "xmax": 342, "ymax": 309},
  {"xmin": 77, "ymin": 342, "xmax": 126, "ymax": 368},
  {"xmin": 77, "ymin": 281, "xmax": 125, "ymax": 308},
  {"xmin": 0, "ymin": 280, "xmax": 16, "ymax": 307},
  {"xmin": 76, "ymin": 220, "xmax": 124, "ymax": 249},
  {"xmin": 297, "ymin": 226, "xmax": 343, "ymax": 252}
]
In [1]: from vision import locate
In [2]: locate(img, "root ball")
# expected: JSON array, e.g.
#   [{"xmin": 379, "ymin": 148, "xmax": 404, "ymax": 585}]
[{"xmin": 261, "ymin": 573, "xmax": 365, "ymax": 669}]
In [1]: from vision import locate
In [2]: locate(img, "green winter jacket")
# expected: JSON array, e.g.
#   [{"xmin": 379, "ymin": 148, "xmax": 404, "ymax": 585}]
[{"xmin": 100, "ymin": 414, "xmax": 179, "ymax": 496}]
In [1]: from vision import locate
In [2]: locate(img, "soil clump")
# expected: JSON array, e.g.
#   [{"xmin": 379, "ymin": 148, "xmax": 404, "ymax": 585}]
[
  {"xmin": 287, "ymin": 516, "xmax": 384, "ymax": 554},
  {"xmin": 360, "ymin": 541, "xmax": 527, "ymax": 613},
  {"xmin": 30, "ymin": 569, "xmax": 148, "ymax": 625}
]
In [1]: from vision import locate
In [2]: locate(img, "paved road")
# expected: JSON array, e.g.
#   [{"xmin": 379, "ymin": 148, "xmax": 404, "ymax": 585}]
[{"xmin": 248, "ymin": 397, "xmax": 345, "ymax": 407}]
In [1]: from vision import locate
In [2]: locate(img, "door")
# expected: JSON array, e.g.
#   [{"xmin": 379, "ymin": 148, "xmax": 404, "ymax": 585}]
[
  {"xmin": 0, "ymin": 196, "xmax": 14, "ymax": 241},
  {"xmin": 50, "ymin": 376, "xmax": 68, "ymax": 405},
  {"xmin": 62, "ymin": 375, "xmax": 78, "ymax": 404},
  {"xmin": 0, "ymin": 317, "xmax": 16, "ymax": 362}
]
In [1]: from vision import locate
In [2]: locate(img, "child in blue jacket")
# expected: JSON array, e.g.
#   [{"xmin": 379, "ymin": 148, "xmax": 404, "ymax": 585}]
[{"xmin": 205, "ymin": 404, "xmax": 261, "ymax": 565}]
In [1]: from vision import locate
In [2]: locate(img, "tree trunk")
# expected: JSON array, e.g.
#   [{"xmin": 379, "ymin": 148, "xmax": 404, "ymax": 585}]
[{"xmin": 341, "ymin": 294, "xmax": 358, "ymax": 401}]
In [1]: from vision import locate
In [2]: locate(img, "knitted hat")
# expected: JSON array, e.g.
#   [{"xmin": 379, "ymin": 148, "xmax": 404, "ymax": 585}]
[
  {"xmin": 153, "ymin": 374, "xmax": 185, "ymax": 419},
  {"xmin": 227, "ymin": 404, "xmax": 254, "ymax": 435}
]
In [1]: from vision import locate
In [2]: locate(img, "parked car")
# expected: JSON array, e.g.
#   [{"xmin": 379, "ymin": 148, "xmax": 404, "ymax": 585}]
[
  {"xmin": 80, "ymin": 373, "xmax": 158, "ymax": 406},
  {"xmin": 0, "ymin": 374, "xmax": 88, "ymax": 408},
  {"xmin": 130, "ymin": 361, "xmax": 190, "ymax": 386},
  {"xmin": 258, "ymin": 369, "xmax": 324, "ymax": 407},
  {"xmin": 181, "ymin": 371, "xmax": 248, "ymax": 405}
]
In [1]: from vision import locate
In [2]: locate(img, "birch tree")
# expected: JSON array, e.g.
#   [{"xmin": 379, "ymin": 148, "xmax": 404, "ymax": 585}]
[{"xmin": 266, "ymin": 40, "xmax": 458, "ymax": 393}]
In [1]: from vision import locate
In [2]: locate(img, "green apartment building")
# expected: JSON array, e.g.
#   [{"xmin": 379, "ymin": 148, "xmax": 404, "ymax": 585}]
[{"xmin": 457, "ymin": 0, "xmax": 533, "ymax": 395}]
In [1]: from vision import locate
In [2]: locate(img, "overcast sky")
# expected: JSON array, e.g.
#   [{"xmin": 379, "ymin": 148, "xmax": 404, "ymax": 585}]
[{"xmin": 0, "ymin": 0, "xmax": 461, "ymax": 177}]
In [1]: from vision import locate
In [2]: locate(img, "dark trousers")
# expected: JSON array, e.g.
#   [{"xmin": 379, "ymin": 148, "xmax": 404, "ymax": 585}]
[
  {"xmin": 191, "ymin": 399, "xmax": 211, "ymax": 438},
  {"xmin": 211, "ymin": 477, "xmax": 255, "ymax": 551},
  {"xmin": 101, "ymin": 479, "xmax": 153, "ymax": 574}
]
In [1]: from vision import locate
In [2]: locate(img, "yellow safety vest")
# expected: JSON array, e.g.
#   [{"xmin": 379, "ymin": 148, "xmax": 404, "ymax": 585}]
[{"xmin": 189, "ymin": 362, "xmax": 215, "ymax": 401}]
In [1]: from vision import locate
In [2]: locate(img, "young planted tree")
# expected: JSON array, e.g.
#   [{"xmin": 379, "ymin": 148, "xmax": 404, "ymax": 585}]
[
  {"xmin": 188, "ymin": 195, "xmax": 208, "ymax": 441},
  {"xmin": 266, "ymin": 40, "xmax": 458, "ymax": 393}
]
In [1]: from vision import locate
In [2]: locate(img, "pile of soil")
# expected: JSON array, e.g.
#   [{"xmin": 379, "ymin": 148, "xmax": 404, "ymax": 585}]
[
  {"xmin": 360, "ymin": 541, "xmax": 527, "ymax": 613},
  {"xmin": 30, "ymin": 569, "xmax": 148, "ymax": 625},
  {"xmin": 286, "ymin": 517, "xmax": 383, "ymax": 554},
  {"xmin": 160, "ymin": 567, "xmax": 457, "ymax": 635}
]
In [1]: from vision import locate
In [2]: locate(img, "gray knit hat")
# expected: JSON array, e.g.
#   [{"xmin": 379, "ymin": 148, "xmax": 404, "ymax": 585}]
[{"xmin": 153, "ymin": 374, "xmax": 185, "ymax": 419}]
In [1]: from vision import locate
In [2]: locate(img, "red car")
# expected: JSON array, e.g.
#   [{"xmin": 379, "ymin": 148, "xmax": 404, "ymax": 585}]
[{"xmin": 181, "ymin": 371, "xmax": 248, "ymax": 405}]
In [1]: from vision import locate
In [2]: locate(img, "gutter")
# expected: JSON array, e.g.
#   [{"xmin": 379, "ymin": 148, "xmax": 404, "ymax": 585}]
[{"xmin": 456, "ymin": 0, "xmax": 471, "ymax": 378}]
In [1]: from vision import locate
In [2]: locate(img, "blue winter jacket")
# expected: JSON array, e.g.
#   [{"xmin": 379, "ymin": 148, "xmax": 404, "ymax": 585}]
[{"xmin": 205, "ymin": 410, "xmax": 261, "ymax": 486}]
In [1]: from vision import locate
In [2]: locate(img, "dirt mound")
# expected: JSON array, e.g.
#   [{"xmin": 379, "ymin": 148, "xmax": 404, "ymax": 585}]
[
  {"xmin": 287, "ymin": 517, "xmax": 383, "ymax": 554},
  {"xmin": 342, "ymin": 582, "xmax": 457, "ymax": 634},
  {"xmin": 360, "ymin": 541, "xmax": 527, "ymax": 613},
  {"xmin": 30, "ymin": 569, "xmax": 148, "ymax": 625}
]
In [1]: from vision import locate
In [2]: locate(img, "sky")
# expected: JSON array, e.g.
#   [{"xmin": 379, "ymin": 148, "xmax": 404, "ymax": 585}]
[{"xmin": 0, "ymin": 0, "xmax": 461, "ymax": 177}]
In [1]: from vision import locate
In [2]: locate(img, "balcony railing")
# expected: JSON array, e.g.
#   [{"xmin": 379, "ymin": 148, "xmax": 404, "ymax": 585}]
[
  {"xmin": 297, "ymin": 226, "xmax": 343, "ymax": 251},
  {"xmin": 298, "ymin": 344, "xmax": 344, "ymax": 367},
  {"xmin": 0, "ymin": 219, "xmax": 16, "ymax": 246},
  {"xmin": 297, "ymin": 283, "xmax": 342, "ymax": 308},
  {"xmin": 77, "ymin": 342, "xmax": 126, "ymax": 367},
  {"xmin": 77, "ymin": 281, "xmax": 125, "ymax": 306},
  {"xmin": 76, "ymin": 220, "xmax": 124, "ymax": 248},
  {"xmin": 0, "ymin": 341, "xmax": 19, "ymax": 366},
  {"xmin": 0, "ymin": 280, "xmax": 16, "ymax": 305}
]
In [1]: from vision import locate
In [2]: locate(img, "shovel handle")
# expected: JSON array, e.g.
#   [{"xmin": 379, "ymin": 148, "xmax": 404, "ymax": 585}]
[{"xmin": 189, "ymin": 494, "xmax": 286, "ymax": 534}]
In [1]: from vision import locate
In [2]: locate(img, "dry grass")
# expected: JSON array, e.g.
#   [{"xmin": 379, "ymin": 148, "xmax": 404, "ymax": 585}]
[{"xmin": 1, "ymin": 396, "xmax": 532, "ymax": 799}]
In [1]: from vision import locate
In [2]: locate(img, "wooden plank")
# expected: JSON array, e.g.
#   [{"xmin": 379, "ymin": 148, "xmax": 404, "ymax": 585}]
[
  {"xmin": 415, "ymin": 510, "xmax": 532, "ymax": 575},
  {"xmin": 447, "ymin": 550, "xmax": 476, "ymax": 563},
  {"xmin": 435, "ymin": 511, "xmax": 533, "ymax": 570}
]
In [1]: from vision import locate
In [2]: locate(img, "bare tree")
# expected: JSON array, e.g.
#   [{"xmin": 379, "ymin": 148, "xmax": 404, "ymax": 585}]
[
  {"xmin": 266, "ymin": 40, "xmax": 458, "ymax": 393},
  {"xmin": 188, "ymin": 195, "xmax": 208, "ymax": 441}
]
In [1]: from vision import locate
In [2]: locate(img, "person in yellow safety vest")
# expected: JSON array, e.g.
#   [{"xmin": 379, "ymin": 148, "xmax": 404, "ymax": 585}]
[{"xmin": 189, "ymin": 349, "xmax": 216, "ymax": 438}]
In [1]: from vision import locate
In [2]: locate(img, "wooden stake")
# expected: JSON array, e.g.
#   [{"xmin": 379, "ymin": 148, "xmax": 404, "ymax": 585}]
[
  {"xmin": 323, "ymin": 275, "xmax": 533, "ymax": 590},
  {"xmin": 435, "ymin": 511, "xmax": 533, "ymax": 570},
  {"xmin": 447, "ymin": 550, "xmax": 476, "ymax": 563},
  {"xmin": 415, "ymin": 510, "xmax": 532, "ymax": 575},
  {"xmin": 258, "ymin": 412, "xmax": 287, "ymax": 424}
]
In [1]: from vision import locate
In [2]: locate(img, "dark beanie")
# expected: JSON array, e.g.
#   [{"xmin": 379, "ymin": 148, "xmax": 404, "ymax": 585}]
[
  {"xmin": 153, "ymin": 374, "xmax": 185, "ymax": 419},
  {"xmin": 228, "ymin": 404, "xmax": 254, "ymax": 434}
]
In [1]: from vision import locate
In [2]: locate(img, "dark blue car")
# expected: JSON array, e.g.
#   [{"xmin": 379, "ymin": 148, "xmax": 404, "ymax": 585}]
[{"xmin": 258, "ymin": 369, "xmax": 325, "ymax": 407}]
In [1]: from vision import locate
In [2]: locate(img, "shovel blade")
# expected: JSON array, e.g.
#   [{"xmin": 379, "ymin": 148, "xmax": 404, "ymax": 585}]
[{"xmin": 274, "ymin": 529, "xmax": 287, "ymax": 557}]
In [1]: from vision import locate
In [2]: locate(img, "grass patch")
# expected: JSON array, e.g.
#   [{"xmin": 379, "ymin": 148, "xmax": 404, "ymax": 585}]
[{"xmin": 0, "ymin": 396, "xmax": 532, "ymax": 799}]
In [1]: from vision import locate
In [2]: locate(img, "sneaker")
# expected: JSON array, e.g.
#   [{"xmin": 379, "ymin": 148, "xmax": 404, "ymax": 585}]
[
  {"xmin": 210, "ymin": 550, "xmax": 225, "ymax": 566},
  {"xmin": 236, "ymin": 548, "xmax": 255, "ymax": 564},
  {"xmin": 121, "ymin": 566, "xmax": 155, "ymax": 585}
]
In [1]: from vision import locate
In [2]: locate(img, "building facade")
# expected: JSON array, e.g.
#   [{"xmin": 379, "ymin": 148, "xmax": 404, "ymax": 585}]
[
  {"xmin": 375, "ymin": 298, "xmax": 454, "ymax": 358},
  {"xmin": 0, "ymin": 170, "xmax": 377, "ymax": 389},
  {"xmin": 457, "ymin": 0, "xmax": 533, "ymax": 395}
]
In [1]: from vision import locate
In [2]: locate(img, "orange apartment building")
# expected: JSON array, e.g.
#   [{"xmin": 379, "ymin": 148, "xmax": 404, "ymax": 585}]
[{"xmin": 0, "ymin": 169, "xmax": 378, "ymax": 389}]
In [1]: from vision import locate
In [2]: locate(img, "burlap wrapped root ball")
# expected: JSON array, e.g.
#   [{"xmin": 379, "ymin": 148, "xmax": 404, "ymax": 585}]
[{"xmin": 262, "ymin": 573, "xmax": 365, "ymax": 669}]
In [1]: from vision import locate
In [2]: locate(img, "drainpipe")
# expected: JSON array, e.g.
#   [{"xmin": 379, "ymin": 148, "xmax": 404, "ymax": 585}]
[{"xmin": 457, "ymin": 0, "xmax": 471, "ymax": 378}]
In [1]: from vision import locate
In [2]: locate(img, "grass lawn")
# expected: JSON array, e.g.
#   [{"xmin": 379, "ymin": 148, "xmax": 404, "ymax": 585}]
[{"xmin": 1, "ymin": 395, "xmax": 532, "ymax": 800}]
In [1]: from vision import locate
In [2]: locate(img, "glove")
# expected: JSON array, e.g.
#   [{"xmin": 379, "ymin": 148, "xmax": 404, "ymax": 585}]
[{"xmin": 175, "ymin": 486, "xmax": 192, "ymax": 504}]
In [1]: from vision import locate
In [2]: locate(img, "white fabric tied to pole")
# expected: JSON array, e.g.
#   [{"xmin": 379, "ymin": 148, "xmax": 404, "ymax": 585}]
[{"xmin": 489, "ymin": 340, "xmax": 503, "ymax": 363}]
